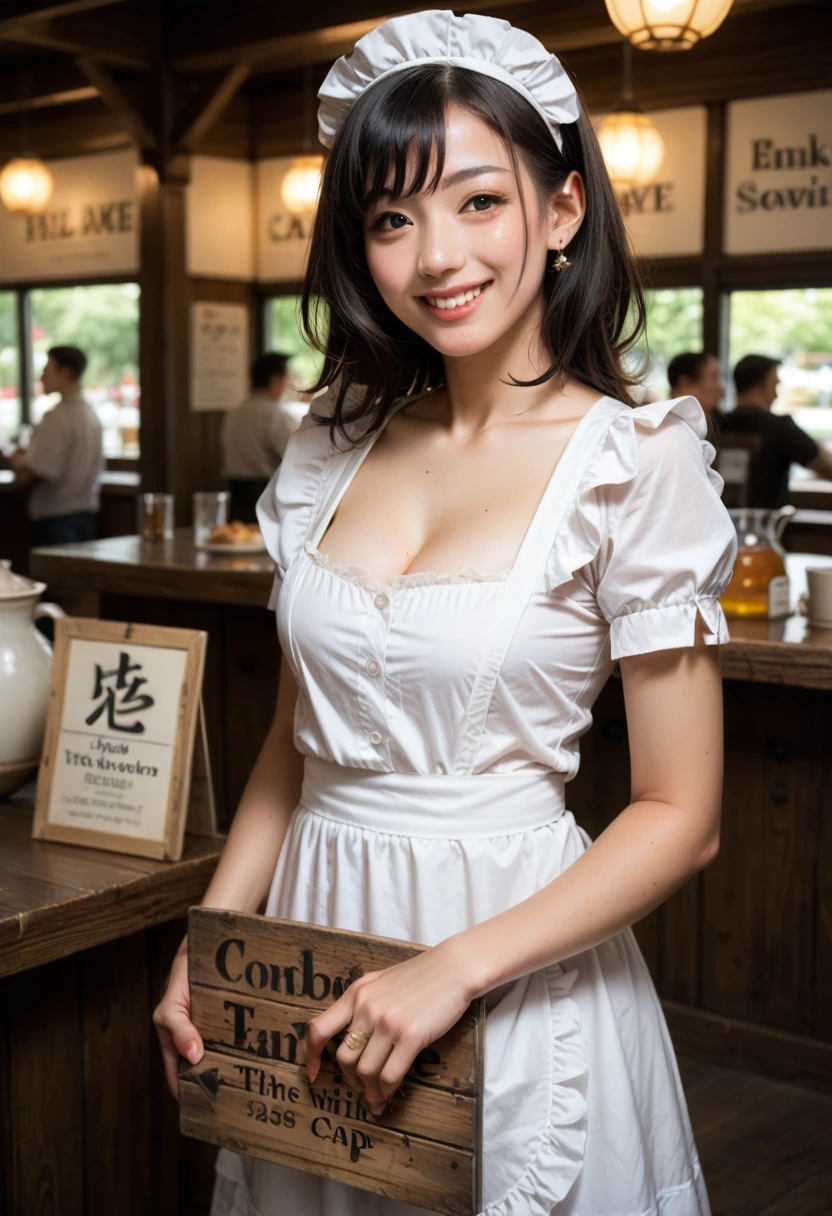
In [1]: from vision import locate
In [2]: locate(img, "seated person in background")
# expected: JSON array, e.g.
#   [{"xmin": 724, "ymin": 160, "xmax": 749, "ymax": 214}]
[
  {"xmin": 712, "ymin": 354, "xmax": 832, "ymax": 508},
  {"xmin": 667, "ymin": 351, "xmax": 725, "ymax": 417},
  {"xmin": 221, "ymin": 352, "xmax": 297, "ymax": 524},
  {"xmin": 9, "ymin": 345, "xmax": 103, "ymax": 546}
]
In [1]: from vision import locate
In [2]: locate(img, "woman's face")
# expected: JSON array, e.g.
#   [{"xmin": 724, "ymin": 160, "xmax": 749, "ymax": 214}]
[{"xmin": 363, "ymin": 104, "xmax": 583, "ymax": 360}]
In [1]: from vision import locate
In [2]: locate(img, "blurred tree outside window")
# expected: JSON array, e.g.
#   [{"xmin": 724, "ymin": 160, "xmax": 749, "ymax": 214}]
[
  {"xmin": 627, "ymin": 287, "xmax": 705, "ymax": 403},
  {"xmin": 728, "ymin": 288, "xmax": 832, "ymax": 443},
  {"xmin": 30, "ymin": 283, "xmax": 140, "ymax": 458},
  {"xmin": 0, "ymin": 292, "xmax": 20, "ymax": 447},
  {"xmin": 267, "ymin": 295, "xmax": 327, "ymax": 395}
]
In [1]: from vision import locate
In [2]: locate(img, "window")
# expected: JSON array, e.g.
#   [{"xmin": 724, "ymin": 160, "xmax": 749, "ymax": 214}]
[
  {"xmin": 630, "ymin": 287, "xmax": 705, "ymax": 402},
  {"xmin": 0, "ymin": 292, "xmax": 20, "ymax": 447},
  {"xmin": 29, "ymin": 283, "xmax": 140, "ymax": 458},
  {"xmin": 266, "ymin": 294, "xmax": 326, "ymax": 392},
  {"xmin": 727, "ymin": 288, "xmax": 832, "ymax": 442}
]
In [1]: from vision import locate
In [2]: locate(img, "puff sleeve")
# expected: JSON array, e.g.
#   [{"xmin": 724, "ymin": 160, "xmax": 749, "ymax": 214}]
[
  {"xmin": 594, "ymin": 399, "xmax": 738, "ymax": 660},
  {"xmin": 256, "ymin": 410, "xmax": 333, "ymax": 611}
]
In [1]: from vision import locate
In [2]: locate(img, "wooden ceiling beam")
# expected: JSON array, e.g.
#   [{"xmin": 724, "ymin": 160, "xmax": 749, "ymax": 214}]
[
  {"xmin": 3, "ymin": 13, "xmax": 157, "ymax": 69},
  {"xmin": 171, "ymin": 0, "xmax": 815, "ymax": 72},
  {"xmin": 75, "ymin": 56, "xmax": 156, "ymax": 147},
  {"xmin": 169, "ymin": 63, "xmax": 250, "ymax": 152},
  {"xmin": 0, "ymin": 59, "xmax": 97, "ymax": 114},
  {"xmin": 0, "ymin": 0, "xmax": 124, "ymax": 31}
]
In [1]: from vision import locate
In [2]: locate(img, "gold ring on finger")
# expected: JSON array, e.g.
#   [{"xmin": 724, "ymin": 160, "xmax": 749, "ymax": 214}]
[{"xmin": 344, "ymin": 1028, "xmax": 371, "ymax": 1052}]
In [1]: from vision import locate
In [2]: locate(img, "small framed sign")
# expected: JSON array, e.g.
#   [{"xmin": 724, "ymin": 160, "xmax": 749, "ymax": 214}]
[
  {"xmin": 180, "ymin": 908, "xmax": 485, "ymax": 1216},
  {"xmin": 33, "ymin": 617, "xmax": 218, "ymax": 861}
]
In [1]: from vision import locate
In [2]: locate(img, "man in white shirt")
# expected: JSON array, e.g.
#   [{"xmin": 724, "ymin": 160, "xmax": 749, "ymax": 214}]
[
  {"xmin": 10, "ymin": 345, "xmax": 103, "ymax": 546},
  {"xmin": 221, "ymin": 352, "xmax": 298, "ymax": 522}
]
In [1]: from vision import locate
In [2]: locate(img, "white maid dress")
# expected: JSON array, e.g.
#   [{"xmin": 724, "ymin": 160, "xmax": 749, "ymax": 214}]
[{"xmin": 209, "ymin": 392, "xmax": 738, "ymax": 1216}]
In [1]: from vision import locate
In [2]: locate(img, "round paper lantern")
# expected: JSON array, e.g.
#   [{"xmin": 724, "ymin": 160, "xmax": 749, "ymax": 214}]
[
  {"xmin": 0, "ymin": 156, "xmax": 54, "ymax": 215},
  {"xmin": 597, "ymin": 105, "xmax": 665, "ymax": 190},
  {"xmin": 604, "ymin": 0, "xmax": 734, "ymax": 50},
  {"xmin": 280, "ymin": 156, "xmax": 323, "ymax": 216}
]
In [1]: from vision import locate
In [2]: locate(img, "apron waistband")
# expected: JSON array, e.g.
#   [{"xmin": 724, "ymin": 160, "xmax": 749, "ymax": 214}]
[{"xmin": 299, "ymin": 756, "xmax": 567, "ymax": 838}]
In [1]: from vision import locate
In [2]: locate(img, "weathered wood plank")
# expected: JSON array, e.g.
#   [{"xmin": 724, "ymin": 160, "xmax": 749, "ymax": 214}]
[
  {"xmin": 190, "ymin": 983, "xmax": 476, "ymax": 1141},
  {"xmin": 180, "ymin": 1049, "xmax": 476, "ymax": 1216},
  {"xmin": 190, "ymin": 979, "xmax": 478, "ymax": 1097}
]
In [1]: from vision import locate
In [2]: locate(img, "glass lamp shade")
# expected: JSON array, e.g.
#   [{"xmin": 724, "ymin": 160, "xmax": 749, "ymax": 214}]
[
  {"xmin": 280, "ymin": 156, "xmax": 323, "ymax": 216},
  {"xmin": 597, "ymin": 106, "xmax": 665, "ymax": 190},
  {"xmin": 604, "ymin": 0, "xmax": 734, "ymax": 50},
  {"xmin": 0, "ymin": 156, "xmax": 54, "ymax": 214}
]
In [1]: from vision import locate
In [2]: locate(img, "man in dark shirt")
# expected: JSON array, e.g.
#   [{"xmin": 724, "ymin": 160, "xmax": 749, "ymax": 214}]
[
  {"xmin": 667, "ymin": 351, "xmax": 725, "ymax": 417},
  {"xmin": 712, "ymin": 354, "xmax": 832, "ymax": 507}
]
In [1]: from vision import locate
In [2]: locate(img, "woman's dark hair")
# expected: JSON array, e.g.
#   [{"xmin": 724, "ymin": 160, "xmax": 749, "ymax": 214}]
[{"xmin": 301, "ymin": 63, "xmax": 645, "ymax": 443}]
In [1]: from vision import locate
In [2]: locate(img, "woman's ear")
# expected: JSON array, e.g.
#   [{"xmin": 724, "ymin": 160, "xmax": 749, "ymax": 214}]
[{"xmin": 547, "ymin": 170, "xmax": 586, "ymax": 253}]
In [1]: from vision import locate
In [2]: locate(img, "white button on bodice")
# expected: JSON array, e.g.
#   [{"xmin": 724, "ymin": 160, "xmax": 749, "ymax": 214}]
[
  {"xmin": 366, "ymin": 658, "xmax": 381, "ymax": 677},
  {"xmin": 368, "ymin": 730, "xmax": 383, "ymax": 745},
  {"xmin": 373, "ymin": 592, "xmax": 389, "ymax": 610}
]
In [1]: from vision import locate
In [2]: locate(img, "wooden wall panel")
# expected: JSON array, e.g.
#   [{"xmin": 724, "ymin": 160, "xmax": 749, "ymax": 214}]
[
  {"xmin": 701, "ymin": 683, "xmax": 825, "ymax": 1035},
  {"xmin": 81, "ymin": 933, "xmax": 152, "ymax": 1216}
]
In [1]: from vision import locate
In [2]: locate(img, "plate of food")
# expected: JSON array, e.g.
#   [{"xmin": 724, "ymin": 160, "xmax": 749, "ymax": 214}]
[{"xmin": 197, "ymin": 521, "xmax": 267, "ymax": 553}]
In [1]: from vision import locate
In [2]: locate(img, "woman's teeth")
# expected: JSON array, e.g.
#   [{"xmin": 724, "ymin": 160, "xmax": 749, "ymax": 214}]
[{"xmin": 425, "ymin": 283, "xmax": 487, "ymax": 310}]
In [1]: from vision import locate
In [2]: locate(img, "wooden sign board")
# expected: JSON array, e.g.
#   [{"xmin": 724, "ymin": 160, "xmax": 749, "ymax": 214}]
[
  {"xmin": 33, "ymin": 618, "xmax": 219, "ymax": 861},
  {"xmin": 181, "ymin": 908, "xmax": 485, "ymax": 1216}
]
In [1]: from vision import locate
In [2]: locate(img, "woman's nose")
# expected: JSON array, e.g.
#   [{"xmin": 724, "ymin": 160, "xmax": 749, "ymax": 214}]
[{"xmin": 415, "ymin": 217, "xmax": 465, "ymax": 279}]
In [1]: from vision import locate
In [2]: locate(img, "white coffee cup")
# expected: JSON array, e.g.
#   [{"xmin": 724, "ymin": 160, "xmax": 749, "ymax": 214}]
[{"xmin": 806, "ymin": 567, "xmax": 832, "ymax": 627}]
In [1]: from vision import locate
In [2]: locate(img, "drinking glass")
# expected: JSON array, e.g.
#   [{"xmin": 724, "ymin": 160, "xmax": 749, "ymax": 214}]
[
  {"xmin": 193, "ymin": 490, "xmax": 229, "ymax": 548},
  {"xmin": 137, "ymin": 493, "xmax": 174, "ymax": 542}
]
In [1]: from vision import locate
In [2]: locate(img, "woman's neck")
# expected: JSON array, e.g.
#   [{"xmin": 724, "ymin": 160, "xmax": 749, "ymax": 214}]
[{"xmin": 439, "ymin": 293, "xmax": 567, "ymax": 436}]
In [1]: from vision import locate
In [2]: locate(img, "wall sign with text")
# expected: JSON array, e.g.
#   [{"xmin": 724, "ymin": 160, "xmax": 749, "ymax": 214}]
[
  {"xmin": 33, "ymin": 618, "xmax": 217, "ymax": 861},
  {"xmin": 592, "ymin": 106, "xmax": 706, "ymax": 259},
  {"xmin": 256, "ymin": 158, "xmax": 314, "ymax": 283},
  {"xmin": 725, "ymin": 89, "xmax": 832, "ymax": 254},
  {"xmin": 191, "ymin": 301, "xmax": 250, "ymax": 411},
  {"xmin": 0, "ymin": 148, "xmax": 139, "ymax": 283}
]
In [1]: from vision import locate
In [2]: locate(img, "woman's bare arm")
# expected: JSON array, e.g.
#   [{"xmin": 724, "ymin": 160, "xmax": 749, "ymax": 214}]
[
  {"xmin": 199, "ymin": 653, "xmax": 304, "ymax": 915},
  {"xmin": 152, "ymin": 652, "xmax": 302, "ymax": 1097},
  {"xmin": 306, "ymin": 617, "xmax": 725, "ymax": 1112}
]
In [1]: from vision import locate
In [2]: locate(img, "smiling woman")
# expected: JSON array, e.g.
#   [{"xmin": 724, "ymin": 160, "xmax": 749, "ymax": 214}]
[
  {"xmin": 152, "ymin": 12, "xmax": 737, "ymax": 1216},
  {"xmin": 302, "ymin": 59, "xmax": 645, "ymax": 441}
]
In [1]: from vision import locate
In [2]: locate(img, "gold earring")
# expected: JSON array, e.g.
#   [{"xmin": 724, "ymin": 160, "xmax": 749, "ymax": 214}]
[{"xmin": 553, "ymin": 247, "xmax": 571, "ymax": 272}]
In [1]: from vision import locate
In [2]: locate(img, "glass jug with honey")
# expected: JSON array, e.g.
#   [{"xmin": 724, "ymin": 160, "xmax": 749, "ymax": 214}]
[{"xmin": 720, "ymin": 506, "xmax": 795, "ymax": 619}]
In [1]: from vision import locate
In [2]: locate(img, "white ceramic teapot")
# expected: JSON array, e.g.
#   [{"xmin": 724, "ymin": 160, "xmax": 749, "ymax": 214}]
[{"xmin": 0, "ymin": 561, "xmax": 65, "ymax": 797}]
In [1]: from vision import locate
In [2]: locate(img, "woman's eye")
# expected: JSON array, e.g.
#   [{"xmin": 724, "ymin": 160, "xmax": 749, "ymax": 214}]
[
  {"xmin": 466, "ymin": 194, "xmax": 502, "ymax": 212},
  {"xmin": 374, "ymin": 212, "xmax": 411, "ymax": 231}
]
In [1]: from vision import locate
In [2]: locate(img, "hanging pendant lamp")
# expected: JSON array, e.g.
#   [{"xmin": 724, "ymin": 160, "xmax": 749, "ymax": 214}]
[
  {"xmin": 597, "ymin": 42, "xmax": 664, "ymax": 190},
  {"xmin": 0, "ymin": 56, "xmax": 54, "ymax": 216},
  {"xmin": 604, "ymin": 0, "xmax": 734, "ymax": 51},
  {"xmin": 0, "ymin": 156, "xmax": 54, "ymax": 215},
  {"xmin": 280, "ymin": 65, "xmax": 323, "ymax": 217}
]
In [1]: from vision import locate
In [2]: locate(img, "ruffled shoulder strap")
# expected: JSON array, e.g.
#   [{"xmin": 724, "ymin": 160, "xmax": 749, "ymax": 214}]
[
  {"xmin": 256, "ymin": 410, "xmax": 336, "ymax": 580},
  {"xmin": 543, "ymin": 394, "xmax": 721, "ymax": 593}
]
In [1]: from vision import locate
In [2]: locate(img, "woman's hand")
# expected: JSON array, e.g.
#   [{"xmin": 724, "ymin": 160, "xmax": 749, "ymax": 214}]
[
  {"xmin": 305, "ymin": 938, "xmax": 473, "ymax": 1116},
  {"xmin": 152, "ymin": 939, "xmax": 204, "ymax": 1100}
]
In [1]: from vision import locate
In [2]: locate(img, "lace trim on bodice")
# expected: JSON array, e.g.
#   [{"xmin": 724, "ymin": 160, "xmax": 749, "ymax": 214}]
[{"xmin": 303, "ymin": 539, "xmax": 511, "ymax": 594}]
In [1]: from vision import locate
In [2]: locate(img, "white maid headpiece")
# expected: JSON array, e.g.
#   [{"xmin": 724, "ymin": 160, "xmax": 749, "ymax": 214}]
[{"xmin": 317, "ymin": 9, "xmax": 580, "ymax": 154}]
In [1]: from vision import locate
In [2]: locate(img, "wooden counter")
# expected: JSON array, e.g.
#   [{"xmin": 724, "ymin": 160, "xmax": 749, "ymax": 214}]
[
  {"xmin": 0, "ymin": 786, "xmax": 222, "ymax": 1216},
  {"xmin": 30, "ymin": 530, "xmax": 274, "ymax": 608}
]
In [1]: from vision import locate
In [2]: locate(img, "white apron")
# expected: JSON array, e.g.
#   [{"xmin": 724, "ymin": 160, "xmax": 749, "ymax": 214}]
[{"xmin": 210, "ymin": 395, "xmax": 733, "ymax": 1216}]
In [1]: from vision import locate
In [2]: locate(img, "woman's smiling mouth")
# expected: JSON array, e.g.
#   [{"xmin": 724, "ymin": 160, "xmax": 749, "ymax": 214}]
[{"xmin": 418, "ymin": 279, "xmax": 493, "ymax": 320}]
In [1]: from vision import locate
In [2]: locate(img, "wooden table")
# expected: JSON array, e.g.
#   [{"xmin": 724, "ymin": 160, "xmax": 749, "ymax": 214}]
[
  {"xmin": 0, "ymin": 785, "xmax": 223, "ymax": 1216},
  {"xmin": 30, "ymin": 532, "xmax": 278, "ymax": 830}
]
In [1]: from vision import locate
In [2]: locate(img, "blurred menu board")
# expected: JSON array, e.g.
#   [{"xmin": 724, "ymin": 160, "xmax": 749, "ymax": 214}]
[
  {"xmin": 725, "ymin": 89, "xmax": 832, "ymax": 254},
  {"xmin": 0, "ymin": 149, "xmax": 139, "ymax": 282},
  {"xmin": 191, "ymin": 302, "xmax": 249, "ymax": 411}
]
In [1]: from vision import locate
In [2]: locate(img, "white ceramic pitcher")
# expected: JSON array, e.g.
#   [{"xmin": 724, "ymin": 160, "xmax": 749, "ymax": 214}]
[{"xmin": 0, "ymin": 561, "xmax": 65, "ymax": 797}]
